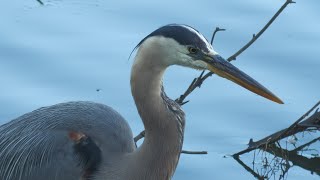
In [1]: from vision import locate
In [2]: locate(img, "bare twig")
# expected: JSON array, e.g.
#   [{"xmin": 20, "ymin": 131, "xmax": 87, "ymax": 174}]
[
  {"xmin": 234, "ymin": 156, "xmax": 265, "ymax": 179},
  {"xmin": 134, "ymin": 130, "xmax": 145, "ymax": 144},
  {"xmin": 181, "ymin": 150, "xmax": 208, "ymax": 154},
  {"xmin": 291, "ymin": 137, "xmax": 320, "ymax": 153},
  {"xmin": 36, "ymin": 0, "xmax": 44, "ymax": 5},
  {"xmin": 210, "ymin": 27, "xmax": 226, "ymax": 45},
  {"xmin": 175, "ymin": 71, "xmax": 206, "ymax": 105},
  {"xmin": 228, "ymin": 0, "xmax": 295, "ymax": 61}
]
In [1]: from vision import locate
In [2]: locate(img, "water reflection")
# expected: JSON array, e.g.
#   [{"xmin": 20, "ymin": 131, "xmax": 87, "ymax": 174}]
[{"xmin": 234, "ymin": 132, "xmax": 320, "ymax": 179}]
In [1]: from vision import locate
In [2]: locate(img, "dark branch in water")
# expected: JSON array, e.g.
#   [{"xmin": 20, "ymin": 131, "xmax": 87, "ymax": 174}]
[
  {"xmin": 233, "ymin": 100, "xmax": 320, "ymax": 157},
  {"xmin": 233, "ymin": 156, "xmax": 264, "ymax": 179},
  {"xmin": 235, "ymin": 135, "xmax": 320, "ymax": 179}
]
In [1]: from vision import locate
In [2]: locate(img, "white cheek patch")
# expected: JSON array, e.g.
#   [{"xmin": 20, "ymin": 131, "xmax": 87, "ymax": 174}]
[
  {"xmin": 136, "ymin": 33, "xmax": 212, "ymax": 71},
  {"xmin": 171, "ymin": 47, "xmax": 208, "ymax": 70},
  {"xmin": 193, "ymin": 60, "xmax": 208, "ymax": 70}
]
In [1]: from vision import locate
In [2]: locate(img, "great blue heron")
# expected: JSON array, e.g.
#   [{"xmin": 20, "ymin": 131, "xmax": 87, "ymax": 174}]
[{"xmin": 0, "ymin": 24, "xmax": 283, "ymax": 180}]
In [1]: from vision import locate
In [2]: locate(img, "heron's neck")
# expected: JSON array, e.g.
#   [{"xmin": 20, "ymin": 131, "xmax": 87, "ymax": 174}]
[{"xmin": 128, "ymin": 50, "xmax": 184, "ymax": 179}]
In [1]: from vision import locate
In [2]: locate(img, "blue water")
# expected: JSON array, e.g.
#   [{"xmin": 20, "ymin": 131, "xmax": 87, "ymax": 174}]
[{"xmin": 0, "ymin": 0, "xmax": 319, "ymax": 179}]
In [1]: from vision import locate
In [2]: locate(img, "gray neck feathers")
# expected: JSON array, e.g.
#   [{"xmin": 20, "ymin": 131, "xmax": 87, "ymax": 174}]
[{"xmin": 128, "ymin": 44, "xmax": 185, "ymax": 180}]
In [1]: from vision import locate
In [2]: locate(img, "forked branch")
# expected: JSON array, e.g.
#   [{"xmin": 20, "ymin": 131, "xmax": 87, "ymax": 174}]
[{"xmin": 233, "ymin": 100, "xmax": 320, "ymax": 157}]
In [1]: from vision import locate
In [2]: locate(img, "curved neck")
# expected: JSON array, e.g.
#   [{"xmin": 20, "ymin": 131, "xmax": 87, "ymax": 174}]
[{"xmin": 128, "ymin": 47, "xmax": 185, "ymax": 179}]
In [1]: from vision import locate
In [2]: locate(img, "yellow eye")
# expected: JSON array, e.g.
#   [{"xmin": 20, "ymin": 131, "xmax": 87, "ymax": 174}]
[{"xmin": 188, "ymin": 47, "xmax": 198, "ymax": 54}]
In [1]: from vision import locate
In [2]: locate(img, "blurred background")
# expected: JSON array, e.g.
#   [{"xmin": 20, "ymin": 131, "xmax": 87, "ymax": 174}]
[{"xmin": 0, "ymin": 0, "xmax": 319, "ymax": 179}]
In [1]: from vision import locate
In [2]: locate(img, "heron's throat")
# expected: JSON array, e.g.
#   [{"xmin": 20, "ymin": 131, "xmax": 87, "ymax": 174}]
[
  {"xmin": 130, "ymin": 56, "xmax": 176, "ymax": 134},
  {"xmin": 130, "ymin": 52, "xmax": 185, "ymax": 179}
]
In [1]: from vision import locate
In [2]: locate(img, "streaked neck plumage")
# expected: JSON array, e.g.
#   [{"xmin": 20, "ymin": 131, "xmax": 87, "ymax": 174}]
[{"xmin": 129, "ymin": 37, "xmax": 185, "ymax": 180}]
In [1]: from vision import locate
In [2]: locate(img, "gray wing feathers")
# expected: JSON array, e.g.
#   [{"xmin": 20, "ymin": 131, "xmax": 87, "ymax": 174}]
[
  {"xmin": 0, "ymin": 127, "xmax": 80, "ymax": 180},
  {"xmin": 0, "ymin": 101, "xmax": 135, "ymax": 180}
]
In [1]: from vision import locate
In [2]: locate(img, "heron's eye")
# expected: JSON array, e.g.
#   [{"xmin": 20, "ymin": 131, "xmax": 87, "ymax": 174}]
[{"xmin": 188, "ymin": 47, "xmax": 198, "ymax": 54}]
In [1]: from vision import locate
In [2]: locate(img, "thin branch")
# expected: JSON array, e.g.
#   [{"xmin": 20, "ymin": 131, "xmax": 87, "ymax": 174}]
[
  {"xmin": 234, "ymin": 156, "xmax": 265, "ymax": 179},
  {"xmin": 36, "ymin": 0, "xmax": 44, "ymax": 5},
  {"xmin": 175, "ymin": 71, "xmax": 205, "ymax": 105},
  {"xmin": 291, "ymin": 137, "xmax": 320, "ymax": 153},
  {"xmin": 210, "ymin": 27, "xmax": 226, "ymax": 45},
  {"xmin": 134, "ymin": 130, "xmax": 145, "ymax": 143},
  {"xmin": 181, "ymin": 150, "xmax": 208, "ymax": 154},
  {"xmin": 227, "ymin": 0, "xmax": 295, "ymax": 61}
]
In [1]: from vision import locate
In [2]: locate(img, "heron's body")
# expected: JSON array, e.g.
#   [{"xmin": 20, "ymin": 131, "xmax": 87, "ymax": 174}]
[
  {"xmin": 0, "ymin": 102, "xmax": 135, "ymax": 179},
  {"xmin": 0, "ymin": 24, "xmax": 282, "ymax": 180}
]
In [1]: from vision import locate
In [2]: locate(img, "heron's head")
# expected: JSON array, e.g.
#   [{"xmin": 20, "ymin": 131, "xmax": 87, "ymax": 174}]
[{"xmin": 136, "ymin": 24, "xmax": 283, "ymax": 104}]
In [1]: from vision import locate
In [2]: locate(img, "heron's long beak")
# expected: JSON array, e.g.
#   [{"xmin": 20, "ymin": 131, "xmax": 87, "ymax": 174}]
[{"xmin": 202, "ymin": 53, "xmax": 283, "ymax": 104}]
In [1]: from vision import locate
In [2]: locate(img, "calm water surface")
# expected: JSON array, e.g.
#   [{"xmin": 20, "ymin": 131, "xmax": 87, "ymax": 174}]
[{"xmin": 0, "ymin": 0, "xmax": 319, "ymax": 179}]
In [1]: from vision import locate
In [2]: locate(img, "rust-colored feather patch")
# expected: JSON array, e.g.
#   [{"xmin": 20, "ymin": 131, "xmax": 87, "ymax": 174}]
[{"xmin": 68, "ymin": 131, "xmax": 86, "ymax": 142}]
